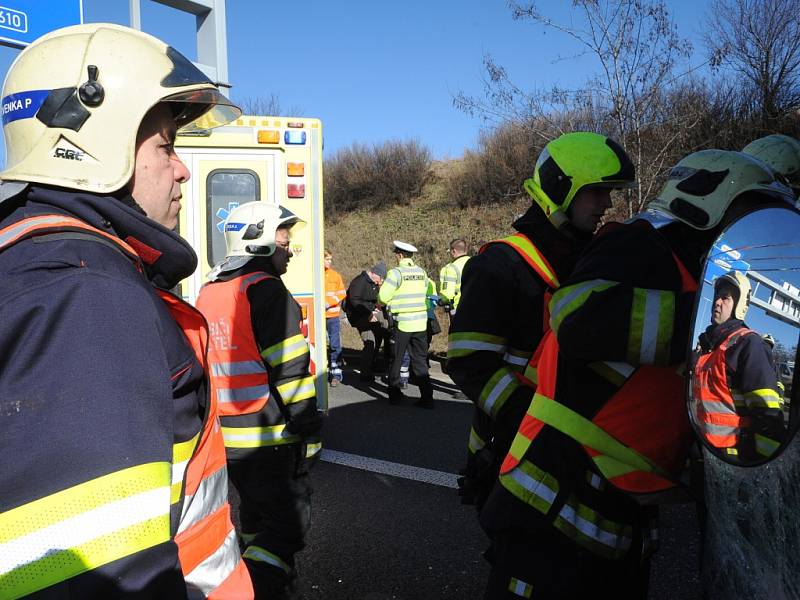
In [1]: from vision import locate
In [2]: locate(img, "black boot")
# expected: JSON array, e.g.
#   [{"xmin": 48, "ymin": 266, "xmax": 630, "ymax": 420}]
[
  {"xmin": 388, "ymin": 386, "xmax": 405, "ymax": 405},
  {"xmin": 413, "ymin": 376, "xmax": 434, "ymax": 409}
]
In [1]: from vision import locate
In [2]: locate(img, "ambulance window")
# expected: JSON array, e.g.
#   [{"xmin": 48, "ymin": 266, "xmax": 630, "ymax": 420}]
[{"xmin": 207, "ymin": 169, "xmax": 261, "ymax": 267}]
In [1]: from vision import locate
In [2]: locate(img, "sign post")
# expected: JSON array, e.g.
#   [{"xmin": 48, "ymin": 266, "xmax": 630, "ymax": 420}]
[{"xmin": 0, "ymin": 0, "xmax": 82, "ymax": 49}]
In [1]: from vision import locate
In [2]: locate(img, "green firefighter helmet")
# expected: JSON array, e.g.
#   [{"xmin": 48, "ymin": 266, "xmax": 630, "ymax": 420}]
[
  {"xmin": 523, "ymin": 132, "xmax": 635, "ymax": 225},
  {"xmin": 0, "ymin": 23, "xmax": 240, "ymax": 198},
  {"xmin": 742, "ymin": 134, "xmax": 800, "ymax": 190},
  {"xmin": 714, "ymin": 270, "xmax": 751, "ymax": 321},
  {"xmin": 647, "ymin": 150, "xmax": 795, "ymax": 230}
]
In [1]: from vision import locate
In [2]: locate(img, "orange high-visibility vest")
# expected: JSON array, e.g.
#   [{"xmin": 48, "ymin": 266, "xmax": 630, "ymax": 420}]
[
  {"xmin": 0, "ymin": 214, "xmax": 253, "ymax": 599},
  {"xmin": 196, "ymin": 273, "xmax": 276, "ymax": 419},
  {"xmin": 502, "ymin": 251, "xmax": 697, "ymax": 495},
  {"xmin": 324, "ymin": 268, "xmax": 346, "ymax": 318},
  {"xmin": 692, "ymin": 327, "xmax": 755, "ymax": 449}
]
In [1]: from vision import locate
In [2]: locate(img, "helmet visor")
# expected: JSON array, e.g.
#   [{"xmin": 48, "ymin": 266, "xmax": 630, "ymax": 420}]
[{"xmin": 163, "ymin": 88, "xmax": 241, "ymax": 132}]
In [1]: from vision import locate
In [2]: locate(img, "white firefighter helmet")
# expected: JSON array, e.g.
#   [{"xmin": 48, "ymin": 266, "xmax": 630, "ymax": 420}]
[
  {"xmin": 0, "ymin": 23, "xmax": 240, "ymax": 198},
  {"xmin": 208, "ymin": 202, "xmax": 305, "ymax": 280},
  {"xmin": 742, "ymin": 134, "xmax": 800, "ymax": 190},
  {"xmin": 714, "ymin": 270, "xmax": 752, "ymax": 321},
  {"xmin": 646, "ymin": 150, "xmax": 795, "ymax": 230}
]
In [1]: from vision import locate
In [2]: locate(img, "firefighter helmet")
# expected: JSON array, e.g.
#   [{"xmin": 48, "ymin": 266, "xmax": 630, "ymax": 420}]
[
  {"xmin": 0, "ymin": 23, "xmax": 240, "ymax": 197},
  {"xmin": 647, "ymin": 150, "xmax": 795, "ymax": 230},
  {"xmin": 209, "ymin": 201, "xmax": 305, "ymax": 280},
  {"xmin": 714, "ymin": 270, "xmax": 751, "ymax": 321},
  {"xmin": 523, "ymin": 132, "xmax": 635, "ymax": 225},
  {"xmin": 742, "ymin": 134, "xmax": 800, "ymax": 190}
]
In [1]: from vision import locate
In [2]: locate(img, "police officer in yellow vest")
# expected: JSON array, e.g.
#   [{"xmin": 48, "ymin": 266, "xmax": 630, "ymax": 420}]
[{"xmin": 378, "ymin": 240, "xmax": 436, "ymax": 408}]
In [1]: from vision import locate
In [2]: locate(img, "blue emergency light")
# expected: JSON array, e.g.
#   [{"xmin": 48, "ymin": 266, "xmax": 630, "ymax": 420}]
[{"xmin": 285, "ymin": 130, "xmax": 306, "ymax": 145}]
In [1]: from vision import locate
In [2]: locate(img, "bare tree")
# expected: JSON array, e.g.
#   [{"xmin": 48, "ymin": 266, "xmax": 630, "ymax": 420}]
[
  {"xmin": 234, "ymin": 93, "xmax": 304, "ymax": 117},
  {"xmin": 705, "ymin": 0, "xmax": 800, "ymax": 129},
  {"xmin": 455, "ymin": 1, "xmax": 694, "ymax": 216}
]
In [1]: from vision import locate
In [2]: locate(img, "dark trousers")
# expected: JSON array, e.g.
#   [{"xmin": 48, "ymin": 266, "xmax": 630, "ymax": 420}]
[
  {"xmin": 483, "ymin": 528, "xmax": 650, "ymax": 600},
  {"xmin": 389, "ymin": 328, "xmax": 432, "ymax": 400},
  {"xmin": 357, "ymin": 322, "xmax": 387, "ymax": 377},
  {"xmin": 227, "ymin": 444, "xmax": 314, "ymax": 599}
]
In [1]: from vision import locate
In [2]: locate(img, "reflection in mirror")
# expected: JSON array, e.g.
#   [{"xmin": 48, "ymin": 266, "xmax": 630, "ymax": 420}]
[{"xmin": 688, "ymin": 206, "xmax": 800, "ymax": 466}]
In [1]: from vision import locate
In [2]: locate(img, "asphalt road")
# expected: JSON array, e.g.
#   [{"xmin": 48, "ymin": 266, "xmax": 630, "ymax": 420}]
[{"xmin": 233, "ymin": 353, "xmax": 703, "ymax": 599}]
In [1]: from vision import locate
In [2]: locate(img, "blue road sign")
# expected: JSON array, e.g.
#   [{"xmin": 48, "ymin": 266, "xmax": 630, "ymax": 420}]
[
  {"xmin": 0, "ymin": 1, "xmax": 82, "ymax": 49},
  {"xmin": 704, "ymin": 238, "xmax": 751, "ymax": 285}
]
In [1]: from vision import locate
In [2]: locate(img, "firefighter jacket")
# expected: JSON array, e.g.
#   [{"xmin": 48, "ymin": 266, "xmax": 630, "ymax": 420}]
[
  {"xmin": 447, "ymin": 205, "xmax": 586, "ymax": 469},
  {"xmin": 438, "ymin": 254, "xmax": 470, "ymax": 311},
  {"xmin": 345, "ymin": 270, "xmax": 380, "ymax": 329},
  {"xmin": 324, "ymin": 267, "xmax": 346, "ymax": 319},
  {"xmin": 484, "ymin": 218, "xmax": 699, "ymax": 561},
  {"xmin": 378, "ymin": 258, "xmax": 430, "ymax": 333},
  {"xmin": 693, "ymin": 319, "xmax": 784, "ymax": 459},
  {"xmin": 196, "ymin": 263, "xmax": 322, "ymax": 459},
  {"xmin": 0, "ymin": 186, "xmax": 251, "ymax": 599}
]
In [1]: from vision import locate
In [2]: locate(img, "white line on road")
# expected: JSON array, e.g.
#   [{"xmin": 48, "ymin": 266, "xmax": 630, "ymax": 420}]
[{"xmin": 321, "ymin": 449, "xmax": 459, "ymax": 489}]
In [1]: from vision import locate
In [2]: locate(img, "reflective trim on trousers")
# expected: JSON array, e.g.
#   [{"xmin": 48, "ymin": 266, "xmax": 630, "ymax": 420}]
[
  {"xmin": 508, "ymin": 577, "xmax": 533, "ymax": 598},
  {"xmin": 242, "ymin": 544, "xmax": 292, "ymax": 575},
  {"xmin": 468, "ymin": 427, "xmax": 486, "ymax": 454}
]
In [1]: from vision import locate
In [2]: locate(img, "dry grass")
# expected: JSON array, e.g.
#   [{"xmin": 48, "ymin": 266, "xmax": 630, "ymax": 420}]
[{"xmin": 326, "ymin": 163, "xmax": 531, "ymax": 354}]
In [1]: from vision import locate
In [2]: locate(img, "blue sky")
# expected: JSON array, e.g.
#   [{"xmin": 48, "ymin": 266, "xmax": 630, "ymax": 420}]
[{"xmin": 0, "ymin": 0, "xmax": 712, "ymax": 164}]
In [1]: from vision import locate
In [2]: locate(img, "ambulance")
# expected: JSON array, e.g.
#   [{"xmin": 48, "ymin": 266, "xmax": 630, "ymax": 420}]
[{"xmin": 175, "ymin": 115, "xmax": 327, "ymax": 409}]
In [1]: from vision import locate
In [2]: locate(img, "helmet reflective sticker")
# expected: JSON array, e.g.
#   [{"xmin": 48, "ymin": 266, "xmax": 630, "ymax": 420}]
[
  {"xmin": 225, "ymin": 221, "xmax": 246, "ymax": 232},
  {"xmin": 1, "ymin": 90, "xmax": 49, "ymax": 125}
]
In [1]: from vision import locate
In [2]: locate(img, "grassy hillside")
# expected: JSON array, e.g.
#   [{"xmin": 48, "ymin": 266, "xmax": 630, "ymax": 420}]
[{"xmin": 324, "ymin": 160, "xmax": 531, "ymax": 354}]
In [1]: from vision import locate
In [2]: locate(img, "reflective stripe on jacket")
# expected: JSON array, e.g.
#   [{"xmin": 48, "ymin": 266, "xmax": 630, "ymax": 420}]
[
  {"xmin": 196, "ymin": 273, "xmax": 303, "ymax": 451},
  {"xmin": 324, "ymin": 268, "xmax": 346, "ymax": 318},
  {"xmin": 378, "ymin": 258, "xmax": 430, "ymax": 332},
  {"xmin": 0, "ymin": 215, "xmax": 252, "ymax": 599}
]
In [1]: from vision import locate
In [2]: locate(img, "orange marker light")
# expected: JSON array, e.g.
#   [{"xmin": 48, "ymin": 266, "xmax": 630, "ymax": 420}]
[
  {"xmin": 257, "ymin": 130, "xmax": 280, "ymax": 144},
  {"xmin": 287, "ymin": 162, "xmax": 305, "ymax": 177}
]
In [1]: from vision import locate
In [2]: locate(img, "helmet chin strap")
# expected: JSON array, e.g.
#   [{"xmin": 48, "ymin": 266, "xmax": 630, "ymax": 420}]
[{"xmin": 549, "ymin": 208, "xmax": 570, "ymax": 229}]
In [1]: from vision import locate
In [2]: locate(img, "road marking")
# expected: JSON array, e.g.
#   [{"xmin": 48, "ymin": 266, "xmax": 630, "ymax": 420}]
[{"xmin": 321, "ymin": 449, "xmax": 459, "ymax": 489}]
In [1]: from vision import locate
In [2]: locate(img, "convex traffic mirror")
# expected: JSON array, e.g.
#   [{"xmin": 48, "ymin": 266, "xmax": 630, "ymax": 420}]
[{"xmin": 688, "ymin": 205, "xmax": 800, "ymax": 466}]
